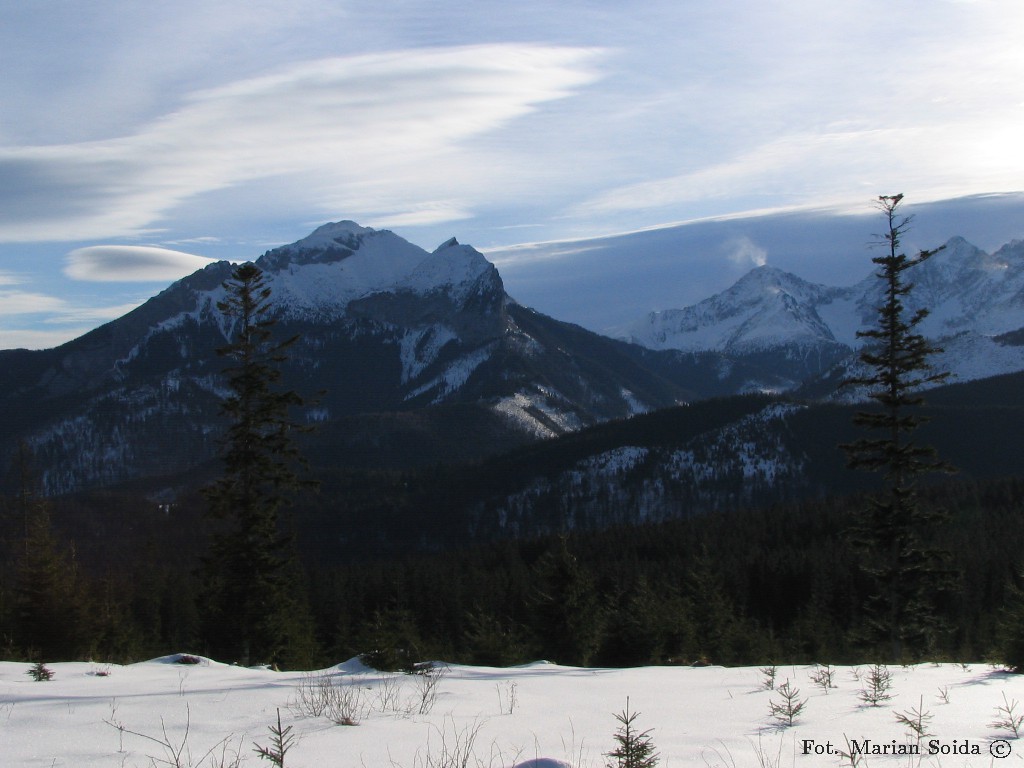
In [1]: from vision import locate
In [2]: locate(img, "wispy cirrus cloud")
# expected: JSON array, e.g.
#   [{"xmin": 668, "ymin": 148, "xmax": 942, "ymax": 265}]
[
  {"xmin": 0, "ymin": 44, "xmax": 603, "ymax": 243},
  {"xmin": 573, "ymin": 119, "xmax": 1024, "ymax": 222}
]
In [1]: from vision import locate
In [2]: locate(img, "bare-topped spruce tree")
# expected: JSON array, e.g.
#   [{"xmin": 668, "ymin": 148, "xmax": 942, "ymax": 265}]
[{"xmin": 842, "ymin": 194, "xmax": 956, "ymax": 661}]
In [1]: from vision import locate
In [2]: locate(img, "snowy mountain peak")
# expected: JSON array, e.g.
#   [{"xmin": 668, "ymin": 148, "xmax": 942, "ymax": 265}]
[
  {"xmin": 303, "ymin": 219, "xmax": 375, "ymax": 242},
  {"xmin": 411, "ymin": 241, "xmax": 498, "ymax": 295},
  {"xmin": 621, "ymin": 234, "xmax": 1024, "ymax": 391},
  {"xmin": 994, "ymin": 238, "xmax": 1024, "ymax": 257},
  {"xmin": 922, "ymin": 235, "xmax": 989, "ymax": 270},
  {"xmin": 729, "ymin": 265, "xmax": 831, "ymax": 302},
  {"xmin": 171, "ymin": 220, "xmax": 507, "ymax": 323},
  {"xmin": 616, "ymin": 265, "xmax": 840, "ymax": 358},
  {"xmin": 435, "ymin": 237, "xmax": 460, "ymax": 251},
  {"xmin": 129, "ymin": 221, "xmax": 509, "ymax": 338},
  {"xmin": 256, "ymin": 221, "xmax": 385, "ymax": 270},
  {"xmin": 737, "ymin": 263, "xmax": 797, "ymax": 283}
]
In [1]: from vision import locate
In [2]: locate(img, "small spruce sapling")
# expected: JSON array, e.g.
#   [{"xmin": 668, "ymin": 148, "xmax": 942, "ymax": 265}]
[
  {"xmin": 758, "ymin": 664, "xmax": 778, "ymax": 691},
  {"xmin": 990, "ymin": 692, "xmax": 1024, "ymax": 738},
  {"xmin": 254, "ymin": 709, "xmax": 294, "ymax": 767},
  {"xmin": 837, "ymin": 736, "xmax": 867, "ymax": 768},
  {"xmin": 858, "ymin": 664, "xmax": 894, "ymax": 706},
  {"xmin": 809, "ymin": 664, "xmax": 836, "ymax": 693},
  {"xmin": 768, "ymin": 681, "xmax": 807, "ymax": 728},
  {"xmin": 27, "ymin": 662, "xmax": 54, "ymax": 681},
  {"xmin": 894, "ymin": 696, "xmax": 933, "ymax": 744},
  {"xmin": 606, "ymin": 698, "xmax": 659, "ymax": 768}
]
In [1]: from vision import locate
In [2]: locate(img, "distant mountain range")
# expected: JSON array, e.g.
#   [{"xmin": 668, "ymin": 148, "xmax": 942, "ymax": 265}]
[
  {"xmin": 4, "ymin": 219, "xmax": 1024, "ymax": 497},
  {"xmin": 615, "ymin": 236, "xmax": 1024, "ymax": 392},
  {"xmin": 489, "ymin": 193, "xmax": 1024, "ymax": 333}
]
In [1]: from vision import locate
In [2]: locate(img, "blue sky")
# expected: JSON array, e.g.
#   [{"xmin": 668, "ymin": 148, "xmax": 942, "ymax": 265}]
[{"xmin": 3, "ymin": 0, "xmax": 1024, "ymax": 349}]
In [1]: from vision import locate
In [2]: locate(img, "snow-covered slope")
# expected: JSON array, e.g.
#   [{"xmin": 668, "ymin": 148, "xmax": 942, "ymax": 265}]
[
  {"xmin": 251, "ymin": 223, "xmax": 500, "ymax": 320},
  {"xmin": 617, "ymin": 266, "xmax": 845, "ymax": 354},
  {"xmin": 472, "ymin": 400, "xmax": 808, "ymax": 536},
  {"xmin": 908, "ymin": 238, "xmax": 1024, "ymax": 337},
  {"xmin": 618, "ymin": 236, "xmax": 1024, "ymax": 390},
  {"xmin": 3, "ymin": 657, "xmax": 1020, "ymax": 767},
  {"xmin": 142, "ymin": 221, "xmax": 501, "ymax": 336}
]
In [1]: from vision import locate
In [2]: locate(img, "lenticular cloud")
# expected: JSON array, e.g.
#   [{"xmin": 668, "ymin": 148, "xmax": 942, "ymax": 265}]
[{"xmin": 65, "ymin": 245, "xmax": 219, "ymax": 282}]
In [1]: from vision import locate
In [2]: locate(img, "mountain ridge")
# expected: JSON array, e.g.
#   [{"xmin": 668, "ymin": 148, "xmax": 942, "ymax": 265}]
[
  {"xmin": 617, "ymin": 234, "xmax": 1024, "ymax": 391},
  {"xmin": 0, "ymin": 221, "xmax": 723, "ymax": 493},
  {"xmin": 7, "ymin": 218, "xmax": 1024, "ymax": 495}
]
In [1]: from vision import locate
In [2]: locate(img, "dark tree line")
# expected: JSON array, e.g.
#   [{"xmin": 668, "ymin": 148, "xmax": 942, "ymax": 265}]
[{"xmin": 2, "ymin": 464, "xmax": 1024, "ymax": 667}]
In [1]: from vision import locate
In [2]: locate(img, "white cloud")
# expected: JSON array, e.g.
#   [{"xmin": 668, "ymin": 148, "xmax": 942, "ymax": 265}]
[
  {"xmin": 485, "ymin": 241, "xmax": 606, "ymax": 268},
  {"xmin": 0, "ymin": 289, "xmax": 144, "ymax": 323},
  {"xmin": 723, "ymin": 236, "xmax": 767, "ymax": 269},
  {"xmin": 0, "ymin": 44, "xmax": 603, "ymax": 243},
  {"xmin": 0, "ymin": 292, "xmax": 149, "ymax": 349},
  {"xmin": 65, "ymin": 245, "xmax": 219, "ymax": 282},
  {"xmin": 43, "ymin": 302, "xmax": 147, "ymax": 324},
  {"xmin": 0, "ymin": 328, "xmax": 94, "ymax": 351},
  {"xmin": 0, "ymin": 291, "xmax": 67, "ymax": 315}
]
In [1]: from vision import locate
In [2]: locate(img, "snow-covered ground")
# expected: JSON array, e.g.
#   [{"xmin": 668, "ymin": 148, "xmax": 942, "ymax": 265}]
[{"xmin": 4, "ymin": 655, "xmax": 1023, "ymax": 767}]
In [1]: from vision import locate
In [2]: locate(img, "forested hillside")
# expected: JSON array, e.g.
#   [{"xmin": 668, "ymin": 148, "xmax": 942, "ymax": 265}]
[
  {"xmin": 3, "ymin": 371, "xmax": 1024, "ymax": 668},
  {"xmin": 3, "ymin": 469, "xmax": 1022, "ymax": 667}
]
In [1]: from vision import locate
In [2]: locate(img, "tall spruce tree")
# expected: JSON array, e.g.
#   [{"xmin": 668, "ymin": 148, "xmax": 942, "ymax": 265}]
[
  {"xmin": 199, "ymin": 263, "xmax": 317, "ymax": 668},
  {"xmin": 841, "ymin": 194, "xmax": 955, "ymax": 661}
]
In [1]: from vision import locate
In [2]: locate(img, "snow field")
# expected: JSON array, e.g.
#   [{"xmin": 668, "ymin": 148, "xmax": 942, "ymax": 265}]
[{"xmin": 3, "ymin": 658, "xmax": 1024, "ymax": 767}]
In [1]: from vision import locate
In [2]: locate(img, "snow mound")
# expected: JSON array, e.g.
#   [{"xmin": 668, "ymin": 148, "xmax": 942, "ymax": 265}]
[
  {"xmin": 144, "ymin": 653, "xmax": 216, "ymax": 666},
  {"xmin": 330, "ymin": 656, "xmax": 377, "ymax": 675}
]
